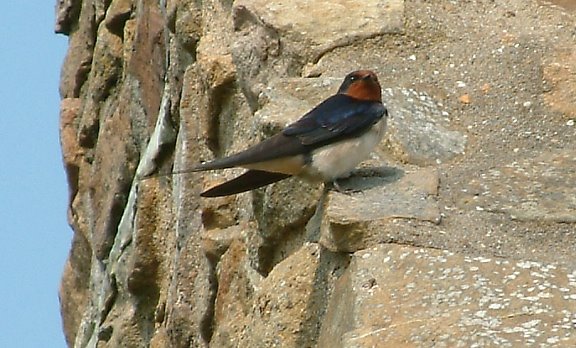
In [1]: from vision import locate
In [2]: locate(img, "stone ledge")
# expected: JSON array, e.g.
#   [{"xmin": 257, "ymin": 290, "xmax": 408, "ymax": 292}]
[
  {"xmin": 319, "ymin": 243, "xmax": 576, "ymax": 347},
  {"xmin": 320, "ymin": 168, "xmax": 441, "ymax": 252}
]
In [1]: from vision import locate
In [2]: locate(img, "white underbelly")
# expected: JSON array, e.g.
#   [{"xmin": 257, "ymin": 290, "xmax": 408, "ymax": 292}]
[{"xmin": 303, "ymin": 118, "xmax": 387, "ymax": 181}]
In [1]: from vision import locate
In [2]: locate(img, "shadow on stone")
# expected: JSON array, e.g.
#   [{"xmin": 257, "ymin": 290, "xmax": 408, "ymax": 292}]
[{"xmin": 335, "ymin": 166, "xmax": 405, "ymax": 192}]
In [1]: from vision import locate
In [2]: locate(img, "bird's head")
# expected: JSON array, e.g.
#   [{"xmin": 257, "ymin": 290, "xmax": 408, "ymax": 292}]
[{"xmin": 337, "ymin": 70, "xmax": 382, "ymax": 102}]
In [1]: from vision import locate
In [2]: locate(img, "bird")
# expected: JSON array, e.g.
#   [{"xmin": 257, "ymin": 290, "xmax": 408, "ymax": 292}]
[{"xmin": 192, "ymin": 70, "xmax": 388, "ymax": 197}]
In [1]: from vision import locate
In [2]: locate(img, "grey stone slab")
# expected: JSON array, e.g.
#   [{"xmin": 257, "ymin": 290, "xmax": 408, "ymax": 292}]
[
  {"xmin": 319, "ymin": 244, "xmax": 576, "ymax": 347},
  {"xmin": 234, "ymin": 0, "xmax": 404, "ymax": 61},
  {"xmin": 320, "ymin": 168, "xmax": 441, "ymax": 252},
  {"xmin": 383, "ymin": 87, "xmax": 467, "ymax": 166},
  {"xmin": 466, "ymin": 150, "xmax": 576, "ymax": 222}
]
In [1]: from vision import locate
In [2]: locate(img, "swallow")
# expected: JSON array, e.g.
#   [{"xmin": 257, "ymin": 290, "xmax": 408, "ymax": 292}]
[{"xmin": 193, "ymin": 70, "xmax": 388, "ymax": 197}]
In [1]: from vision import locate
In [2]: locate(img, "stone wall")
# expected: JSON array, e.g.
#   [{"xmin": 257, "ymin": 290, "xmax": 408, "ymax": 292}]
[{"xmin": 57, "ymin": 0, "xmax": 576, "ymax": 347}]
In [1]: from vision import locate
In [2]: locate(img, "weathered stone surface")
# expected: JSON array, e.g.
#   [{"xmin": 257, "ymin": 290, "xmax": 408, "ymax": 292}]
[
  {"xmin": 544, "ymin": 0, "xmax": 576, "ymax": 11},
  {"xmin": 59, "ymin": 231, "xmax": 92, "ymax": 347},
  {"xmin": 59, "ymin": 0, "xmax": 97, "ymax": 98},
  {"xmin": 77, "ymin": 21, "xmax": 123, "ymax": 149},
  {"xmin": 128, "ymin": 3, "xmax": 166, "ymax": 129},
  {"xmin": 320, "ymin": 168, "xmax": 441, "ymax": 252},
  {"xmin": 104, "ymin": 0, "xmax": 132, "ymax": 35},
  {"xmin": 57, "ymin": 1, "xmax": 576, "ymax": 347},
  {"xmin": 464, "ymin": 150, "xmax": 576, "ymax": 222},
  {"xmin": 55, "ymin": 0, "xmax": 82, "ymax": 34},
  {"xmin": 59, "ymin": 98, "xmax": 83, "ymax": 203},
  {"xmin": 202, "ymin": 225, "xmax": 244, "ymax": 261},
  {"xmin": 163, "ymin": 61, "xmax": 222, "ymax": 348},
  {"xmin": 210, "ymin": 239, "xmax": 260, "ymax": 347},
  {"xmin": 383, "ymin": 87, "xmax": 467, "ymax": 166},
  {"xmin": 230, "ymin": 0, "xmax": 404, "ymax": 106},
  {"xmin": 234, "ymin": 0, "xmax": 404, "ymax": 62},
  {"xmin": 320, "ymin": 244, "xmax": 576, "ymax": 347},
  {"xmin": 89, "ymin": 107, "xmax": 139, "ymax": 260},
  {"xmin": 237, "ymin": 243, "xmax": 345, "ymax": 348},
  {"xmin": 241, "ymin": 243, "xmax": 322, "ymax": 347},
  {"xmin": 171, "ymin": 0, "xmax": 202, "ymax": 54},
  {"xmin": 543, "ymin": 44, "xmax": 576, "ymax": 119}
]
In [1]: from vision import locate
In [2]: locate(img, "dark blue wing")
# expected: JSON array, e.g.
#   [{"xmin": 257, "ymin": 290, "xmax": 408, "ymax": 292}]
[
  {"xmin": 192, "ymin": 94, "xmax": 386, "ymax": 172},
  {"xmin": 282, "ymin": 94, "xmax": 386, "ymax": 146}
]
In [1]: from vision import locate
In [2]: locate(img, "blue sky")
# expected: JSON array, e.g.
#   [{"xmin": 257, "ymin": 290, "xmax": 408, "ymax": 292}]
[{"xmin": 0, "ymin": 3, "xmax": 71, "ymax": 347}]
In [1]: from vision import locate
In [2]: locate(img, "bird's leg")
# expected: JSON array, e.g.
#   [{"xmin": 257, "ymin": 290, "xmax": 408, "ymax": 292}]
[
  {"xmin": 332, "ymin": 179, "xmax": 346, "ymax": 193},
  {"xmin": 324, "ymin": 180, "xmax": 338, "ymax": 193}
]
